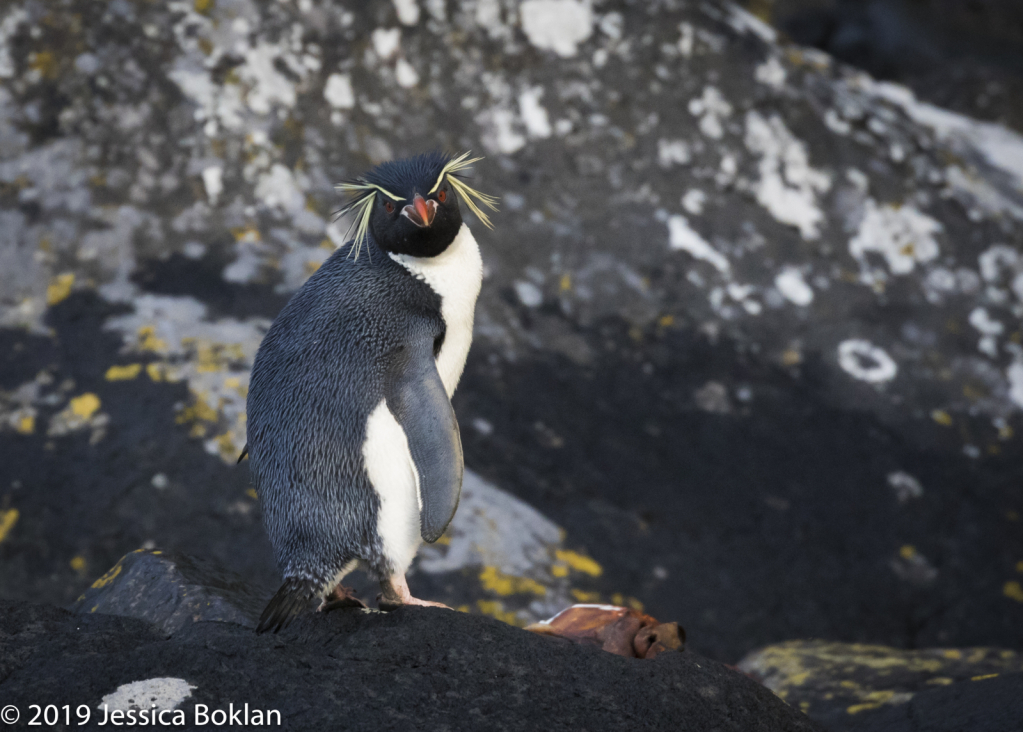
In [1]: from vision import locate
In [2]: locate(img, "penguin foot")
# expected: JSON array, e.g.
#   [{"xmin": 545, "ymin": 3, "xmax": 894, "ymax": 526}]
[
  {"xmin": 377, "ymin": 574, "xmax": 452, "ymax": 612},
  {"xmin": 317, "ymin": 583, "xmax": 368, "ymax": 613}
]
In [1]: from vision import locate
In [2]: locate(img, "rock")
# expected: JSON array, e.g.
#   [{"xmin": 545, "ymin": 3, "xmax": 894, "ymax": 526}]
[
  {"xmin": 842, "ymin": 672, "xmax": 1023, "ymax": 732},
  {"xmin": 761, "ymin": 0, "xmax": 1023, "ymax": 135},
  {"xmin": 68, "ymin": 549, "xmax": 264, "ymax": 634},
  {"xmin": 738, "ymin": 639, "xmax": 1023, "ymax": 729},
  {"xmin": 0, "ymin": 598, "xmax": 822, "ymax": 732},
  {"xmin": 527, "ymin": 603, "xmax": 685, "ymax": 659},
  {"xmin": 0, "ymin": 0, "xmax": 1022, "ymax": 666}
]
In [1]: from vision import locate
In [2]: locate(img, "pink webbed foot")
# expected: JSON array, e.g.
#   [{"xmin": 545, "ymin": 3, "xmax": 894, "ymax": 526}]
[{"xmin": 377, "ymin": 573, "xmax": 451, "ymax": 612}]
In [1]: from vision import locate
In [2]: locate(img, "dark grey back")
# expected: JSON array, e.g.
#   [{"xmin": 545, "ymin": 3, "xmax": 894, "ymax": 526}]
[{"xmin": 246, "ymin": 239, "xmax": 443, "ymax": 586}]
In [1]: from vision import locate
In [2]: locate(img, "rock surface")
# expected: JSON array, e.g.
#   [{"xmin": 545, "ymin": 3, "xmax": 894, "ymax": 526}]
[
  {"xmin": 0, "ymin": 599, "xmax": 822, "ymax": 732},
  {"xmin": 69, "ymin": 549, "xmax": 264, "ymax": 634},
  {"xmin": 0, "ymin": 0, "xmax": 1022, "ymax": 670},
  {"xmin": 738, "ymin": 639, "xmax": 1023, "ymax": 729}
]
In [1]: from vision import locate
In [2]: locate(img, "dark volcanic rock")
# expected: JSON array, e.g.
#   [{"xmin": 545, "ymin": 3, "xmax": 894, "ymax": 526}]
[
  {"xmin": 69, "ymin": 549, "xmax": 264, "ymax": 634},
  {"xmin": 738, "ymin": 639, "xmax": 1023, "ymax": 730},
  {"xmin": 0, "ymin": 599, "xmax": 822, "ymax": 732},
  {"xmin": 844, "ymin": 672, "xmax": 1023, "ymax": 732},
  {"xmin": 1, "ymin": 0, "xmax": 1023, "ymax": 668}
]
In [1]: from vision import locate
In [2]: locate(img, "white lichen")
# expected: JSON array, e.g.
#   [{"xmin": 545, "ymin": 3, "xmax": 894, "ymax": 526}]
[
  {"xmin": 848, "ymin": 200, "xmax": 942, "ymax": 279},
  {"xmin": 519, "ymin": 0, "xmax": 593, "ymax": 58},
  {"xmin": 837, "ymin": 339, "xmax": 898, "ymax": 384},
  {"xmin": 745, "ymin": 111, "xmax": 831, "ymax": 240},
  {"xmin": 100, "ymin": 678, "xmax": 196, "ymax": 713},
  {"xmin": 688, "ymin": 86, "xmax": 732, "ymax": 140},
  {"xmin": 518, "ymin": 86, "xmax": 552, "ymax": 139},
  {"xmin": 774, "ymin": 267, "xmax": 814, "ymax": 306},
  {"xmin": 323, "ymin": 73, "xmax": 355, "ymax": 109},
  {"xmin": 667, "ymin": 215, "xmax": 730, "ymax": 274}
]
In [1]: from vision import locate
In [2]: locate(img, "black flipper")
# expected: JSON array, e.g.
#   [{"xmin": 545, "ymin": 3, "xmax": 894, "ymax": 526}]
[
  {"xmin": 237, "ymin": 444, "xmax": 249, "ymax": 464},
  {"xmin": 256, "ymin": 577, "xmax": 317, "ymax": 634},
  {"xmin": 384, "ymin": 338, "xmax": 464, "ymax": 543}
]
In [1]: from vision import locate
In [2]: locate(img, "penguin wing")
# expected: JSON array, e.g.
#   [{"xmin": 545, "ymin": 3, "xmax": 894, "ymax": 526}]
[{"xmin": 384, "ymin": 337, "xmax": 464, "ymax": 543}]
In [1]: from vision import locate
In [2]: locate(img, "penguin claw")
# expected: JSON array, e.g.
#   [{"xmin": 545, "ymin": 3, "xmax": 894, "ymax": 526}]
[
  {"xmin": 320, "ymin": 596, "xmax": 368, "ymax": 613},
  {"xmin": 318, "ymin": 584, "xmax": 368, "ymax": 613}
]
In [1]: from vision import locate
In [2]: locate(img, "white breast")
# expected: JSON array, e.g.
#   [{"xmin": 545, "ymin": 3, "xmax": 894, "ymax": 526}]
[
  {"xmin": 363, "ymin": 399, "xmax": 422, "ymax": 576},
  {"xmin": 390, "ymin": 223, "xmax": 483, "ymax": 397}
]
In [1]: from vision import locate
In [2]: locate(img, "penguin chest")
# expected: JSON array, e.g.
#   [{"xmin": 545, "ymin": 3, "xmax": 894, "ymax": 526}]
[{"xmin": 390, "ymin": 223, "xmax": 483, "ymax": 397}]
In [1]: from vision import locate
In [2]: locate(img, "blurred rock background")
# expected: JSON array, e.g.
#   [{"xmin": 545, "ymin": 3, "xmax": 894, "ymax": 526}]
[{"xmin": 1, "ymin": 0, "xmax": 1022, "ymax": 725}]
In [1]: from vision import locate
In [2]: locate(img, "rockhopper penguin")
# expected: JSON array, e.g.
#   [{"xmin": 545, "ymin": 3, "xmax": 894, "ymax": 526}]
[{"xmin": 245, "ymin": 152, "xmax": 497, "ymax": 633}]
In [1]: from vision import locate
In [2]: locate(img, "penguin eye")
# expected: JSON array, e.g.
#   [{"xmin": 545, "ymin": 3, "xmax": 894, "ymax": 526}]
[
  {"xmin": 384, "ymin": 200, "xmax": 395, "ymax": 213},
  {"xmin": 437, "ymin": 189, "xmax": 447, "ymax": 203}
]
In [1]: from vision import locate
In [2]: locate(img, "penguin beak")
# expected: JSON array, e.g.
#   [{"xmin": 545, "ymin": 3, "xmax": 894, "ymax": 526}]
[{"xmin": 402, "ymin": 194, "xmax": 437, "ymax": 228}]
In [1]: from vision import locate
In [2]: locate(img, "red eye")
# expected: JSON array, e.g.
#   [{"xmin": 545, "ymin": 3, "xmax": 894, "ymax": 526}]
[
  {"xmin": 384, "ymin": 200, "xmax": 395, "ymax": 213},
  {"xmin": 437, "ymin": 189, "xmax": 447, "ymax": 203}
]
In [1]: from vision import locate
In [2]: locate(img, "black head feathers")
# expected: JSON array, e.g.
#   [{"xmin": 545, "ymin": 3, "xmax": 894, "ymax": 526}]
[{"xmin": 335, "ymin": 151, "xmax": 498, "ymax": 259}]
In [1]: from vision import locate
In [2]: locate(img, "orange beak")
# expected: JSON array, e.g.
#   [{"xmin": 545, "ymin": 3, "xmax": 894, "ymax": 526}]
[{"xmin": 413, "ymin": 194, "xmax": 435, "ymax": 226}]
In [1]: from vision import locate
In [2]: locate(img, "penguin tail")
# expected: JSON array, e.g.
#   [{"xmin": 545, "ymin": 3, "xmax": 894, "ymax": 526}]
[{"xmin": 256, "ymin": 577, "xmax": 317, "ymax": 634}]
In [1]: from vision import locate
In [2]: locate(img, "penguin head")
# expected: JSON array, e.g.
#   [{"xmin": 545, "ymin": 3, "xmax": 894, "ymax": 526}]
[{"xmin": 336, "ymin": 151, "xmax": 498, "ymax": 259}]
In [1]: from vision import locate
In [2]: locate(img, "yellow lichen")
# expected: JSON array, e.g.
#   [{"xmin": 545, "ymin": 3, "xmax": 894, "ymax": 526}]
[
  {"xmin": 478, "ymin": 566, "xmax": 546, "ymax": 597},
  {"xmin": 1003, "ymin": 581, "xmax": 1023, "ymax": 603},
  {"xmin": 846, "ymin": 690, "xmax": 895, "ymax": 715},
  {"xmin": 245, "ymin": 488, "xmax": 258, "ymax": 500},
  {"xmin": 90, "ymin": 561, "xmax": 122, "ymax": 589},
  {"xmin": 550, "ymin": 563, "xmax": 569, "ymax": 578},
  {"xmin": 46, "ymin": 273, "xmax": 75, "ymax": 306},
  {"xmin": 0, "ymin": 509, "xmax": 19, "ymax": 543},
  {"xmin": 175, "ymin": 392, "xmax": 219, "ymax": 425},
  {"xmin": 70, "ymin": 393, "xmax": 101, "ymax": 419},
  {"xmin": 29, "ymin": 50, "xmax": 59, "ymax": 80},
  {"xmin": 782, "ymin": 349, "xmax": 802, "ymax": 366},
  {"xmin": 231, "ymin": 224, "xmax": 261, "ymax": 242},
  {"xmin": 559, "ymin": 273, "xmax": 571, "ymax": 292},
  {"xmin": 70, "ymin": 555, "xmax": 87, "ymax": 573},
  {"xmin": 931, "ymin": 410, "xmax": 953, "ymax": 427},
  {"xmin": 476, "ymin": 600, "xmax": 524, "ymax": 626},
  {"xmin": 146, "ymin": 363, "xmax": 165, "ymax": 382},
  {"xmin": 610, "ymin": 593, "xmax": 645, "ymax": 612},
  {"xmin": 15, "ymin": 413, "xmax": 35, "ymax": 435},
  {"xmin": 658, "ymin": 314, "xmax": 674, "ymax": 328},
  {"xmin": 570, "ymin": 589, "xmax": 600, "ymax": 602},
  {"xmin": 105, "ymin": 363, "xmax": 142, "ymax": 381},
  {"xmin": 554, "ymin": 549, "xmax": 602, "ymax": 577},
  {"xmin": 137, "ymin": 325, "xmax": 168, "ymax": 353},
  {"xmin": 971, "ymin": 673, "xmax": 998, "ymax": 681}
]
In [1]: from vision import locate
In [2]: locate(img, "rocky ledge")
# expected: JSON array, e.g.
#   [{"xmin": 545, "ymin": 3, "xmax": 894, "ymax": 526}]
[{"xmin": 0, "ymin": 597, "xmax": 820, "ymax": 732}]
